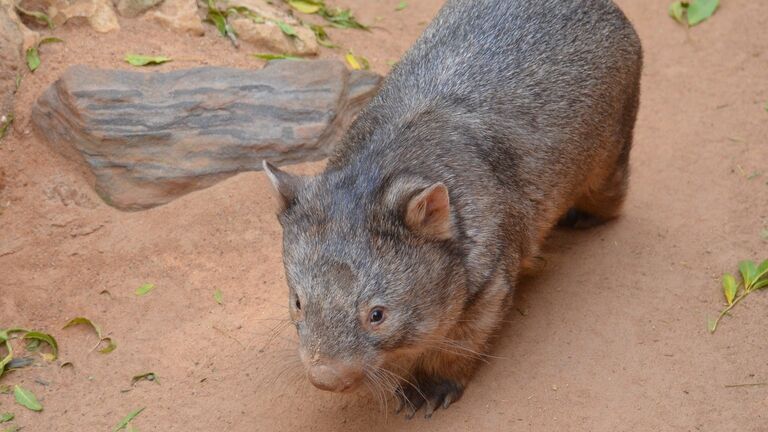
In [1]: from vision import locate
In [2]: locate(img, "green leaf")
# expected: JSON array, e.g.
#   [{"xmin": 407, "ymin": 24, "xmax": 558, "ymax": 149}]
[
  {"xmin": 15, "ymin": 6, "xmax": 53, "ymax": 28},
  {"xmin": 124, "ymin": 55, "xmax": 172, "ymax": 67},
  {"xmin": 754, "ymin": 259, "xmax": 768, "ymax": 281},
  {"xmin": 738, "ymin": 260, "xmax": 757, "ymax": 290},
  {"xmin": 0, "ymin": 413, "xmax": 13, "ymax": 423},
  {"xmin": 13, "ymin": 385, "xmax": 42, "ymax": 412},
  {"xmin": 26, "ymin": 47, "xmax": 40, "ymax": 72},
  {"xmin": 2, "ymin": 425, "xmax": 20, "ymax": 432},
  {"xmin": 310, "ymin": 24, "xmax": 336, "ymax": 48},
  {"xmin": 113, "ymin": 408, "xmax": 145, "ymax": 432},
  {"xmin": 23, "ymin": 331, "xmax": 58, "ymax": 361},
  {"xmin": 687, "ymin": 0, "xmax": 719, "ymax": 26},
  {"xmin": 39, "ymin": 37, "xmax": 64, "ymax": 46},
  {"xmin": 226, "ymin": 6, "xmax": 264, "ymax": 23},
  {"xmin": 135, "ymin": 283, "xmax": 156, "ymax": 296},
  {"xmin": 721, "ymin": 273, "xmax": 737, "ymax": 305},
  {"xmin": 273, "ymin": 20, "xmax": 298, "ymax": 38},
  {"xmin": 395, "ymin": 1, "xmax": 407, "ymax": 11},
  {"xmin": 668, "ymin": 1, "xmax": 685, "ymax": 24},
  {"xmin": 0, "ymin": 338, "xmax": 12, "ymax": 379},
  {"xmin": 206, "ymin": 0, "xmax": 238, "ymax": 45},
  {"xmin": 288, "ymin": 0, "xmax": 322, "ymax": 14},
  {"xmin": 131, "ymin": 372, "xmax": 158, "ymax": 385},
  {"xmin": 320, "ymin": 7, "xmax": 368, "ymax": 30},
  {"xmin": 252, "ymin": 53, "xmax": 301, "ymax": 60},
  {"xmin": 214, "ymin": 289, "xmax": 223, "ymax": 305},
  {"xmin": 345, "ymin": 51, "xmax": 369, "ymax": 70}
]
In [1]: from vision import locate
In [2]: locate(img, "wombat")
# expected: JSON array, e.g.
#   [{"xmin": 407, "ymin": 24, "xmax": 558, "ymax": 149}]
[{"xmin": 263, "ymin": 0, "xmax": 642, "ymax": 418}]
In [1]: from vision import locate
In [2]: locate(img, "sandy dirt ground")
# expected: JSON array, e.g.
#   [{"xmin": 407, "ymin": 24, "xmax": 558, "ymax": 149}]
[{"xmin": 1, "ymin": 0, "xmax": 767, "ymax": 430}]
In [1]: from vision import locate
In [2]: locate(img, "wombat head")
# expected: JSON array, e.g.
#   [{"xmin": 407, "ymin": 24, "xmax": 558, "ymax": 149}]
[{"xmin": 264, "ymin": 161, "xmax": 468, "ymax": 393}]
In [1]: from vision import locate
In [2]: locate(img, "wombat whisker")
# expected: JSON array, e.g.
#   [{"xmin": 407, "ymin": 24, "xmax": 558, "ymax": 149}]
[{"xmin": 363, "ymin": 367, "xmax": 390, "ymax": 415}]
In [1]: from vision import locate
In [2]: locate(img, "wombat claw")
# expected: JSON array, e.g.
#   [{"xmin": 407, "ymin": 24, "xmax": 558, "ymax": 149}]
[{"xmin": 395, "ymin": 378, "xmax": 464, "ymax": 419}]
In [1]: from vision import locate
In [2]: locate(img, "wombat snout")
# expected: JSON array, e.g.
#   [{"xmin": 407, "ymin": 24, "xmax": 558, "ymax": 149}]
[{"xmin": 306, "ymin": 359, "xmax": 364, "ymax": 393}]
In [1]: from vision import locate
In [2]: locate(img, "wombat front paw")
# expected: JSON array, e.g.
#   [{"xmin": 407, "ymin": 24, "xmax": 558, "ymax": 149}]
[{"xmin": 395, "ymin": 377, "xmax": 464, "ymax": 419}]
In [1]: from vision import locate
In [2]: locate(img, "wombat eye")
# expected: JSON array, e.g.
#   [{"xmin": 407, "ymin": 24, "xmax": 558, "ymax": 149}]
[
  {"xmin": 369, "ymin": 308, "xmax": 385, "ymax": 324},
  {"xmin": 295, "ymin": 297, "xmax": 301, "ymax": 310}
]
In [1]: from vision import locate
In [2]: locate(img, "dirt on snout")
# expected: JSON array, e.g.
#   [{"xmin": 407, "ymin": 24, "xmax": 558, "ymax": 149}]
[{"xmin": 1, "ymin": 0, "xmax": 767, "ymax": 431}]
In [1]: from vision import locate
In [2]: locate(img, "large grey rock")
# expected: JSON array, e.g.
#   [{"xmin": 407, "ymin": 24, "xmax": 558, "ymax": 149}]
[
  {"xmin": 0, "ymin": 3, "xmax": 23, "ymax": 122},
  {"xmin": 32, "ymin": 60, "xmax": 381, "ymax": 210}
]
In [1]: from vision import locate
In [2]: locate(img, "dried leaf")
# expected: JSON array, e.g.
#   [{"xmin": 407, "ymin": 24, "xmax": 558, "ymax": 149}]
[
  {"xmin": 15, "ymin": 6, "xmax": 53, "ymax": 28},
  {"xmin": 98, "ymin": 337, "xmax": 117, "ymax": 354},
  {"xmin": 13, "ymin": 385, "xmax": 42, "ymax": 412},
  {"xmin": 310, "ymin": 24, "xmax": 336, "ymax": 48},
  {"xmin": 113, "ymin": 408, "xmax": 145, "ymax": 432},
  {"xmin": 131, "ymin": 372, "xmax": 158, "ymax": 385},
  {"xmin": 63, "ymin": 317, "xmax": 116, "ymax": 354},
  {"xmin": 125, "ymin": 55, "xmax": 172, "ymax": 67},
  {"xmin": 0, "ymin": 114, "xmax": 13, "ymax": 140}
]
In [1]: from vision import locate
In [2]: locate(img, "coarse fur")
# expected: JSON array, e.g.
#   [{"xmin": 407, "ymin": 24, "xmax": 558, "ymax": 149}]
[{"xmin": 265, "ymin": 0, "xmax": 642, "ymax": 418}]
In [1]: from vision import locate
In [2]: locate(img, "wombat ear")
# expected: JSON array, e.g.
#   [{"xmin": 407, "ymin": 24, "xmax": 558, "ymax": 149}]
[
  {"xmin": 262, "ymin": 160, "xmax": 304, "ymax": 211},
  {"xmin": 404, "ymin": 183, "xmax": 452, "ymax": 240}
]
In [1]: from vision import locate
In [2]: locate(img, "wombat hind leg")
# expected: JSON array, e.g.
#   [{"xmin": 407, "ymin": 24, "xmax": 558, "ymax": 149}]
[{"xmin": 559, "ymin": 160, "xmax": 630, "ymax": 230}]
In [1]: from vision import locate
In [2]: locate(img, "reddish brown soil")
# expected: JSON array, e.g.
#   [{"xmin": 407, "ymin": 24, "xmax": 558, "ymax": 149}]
[{"xmin": 2, "ymin": 1, "xmax": 767, "ymax": 431}]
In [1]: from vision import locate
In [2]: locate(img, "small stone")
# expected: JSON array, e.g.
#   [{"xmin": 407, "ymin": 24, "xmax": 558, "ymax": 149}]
[
  {"xmin": 33, "ymin": 60, "xmax": 381, "ymax": 210},
  {"xmin": 113, "ymin": 0, "xmax": 162, "ymax": 17},
  {"xmin": 222, "ymin": 0, "xmax": 318, "ymax": 55},
  {"xmin": 46, "ymin": 0, "xmax": 121, "ymax": 33},
  {"xmin": 146, "ymin": 0, "xmax": 204, "ymax": 36}
]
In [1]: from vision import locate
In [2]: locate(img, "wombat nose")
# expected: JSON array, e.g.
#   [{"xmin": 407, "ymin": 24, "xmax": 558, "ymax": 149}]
[{"xmin": 307, "ymin": 362, "xmax": 363, "ymax": 393}]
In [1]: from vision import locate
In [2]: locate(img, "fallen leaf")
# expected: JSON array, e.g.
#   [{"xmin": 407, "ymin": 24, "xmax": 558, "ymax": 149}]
[
  {"xmin": 686, "ymin": 0, "xmax": 719, "ymax": 26},
  {"xmin": 214, "ymin": 290, "xmax": 223, "ymax": 305},
  {"xmin": 345, "ymin": 51, "xmax": 369, "ymax": 70},
  {"xmin": 252, "ymin": 53, "xmax": 301, "ymax": 60},
  {"xmin": 395, "ymin": 1, "xmax": 407, "ymax": 11},
  {"xmin": 668, "ymin": 1, "xmax": 685, "ymax": 24},
  {"xmin": 113, "ymin": 408, "xmax": 145, "ymax": 432},
  {"xmin": 310, "ymin": 24, "xmax": 336, "ymax": 48},
  {"xmin": 288, "ymin": 0, "xmax": 322, "ymax": 14},
  {"xmin": 272, "ymin": 20, "xmax": 298, "ymax": 38},
  {"xmin": 131, "ymin": 372, "xmax": 158, "ymax": 385},
  {"xmin": 721, "ymin": 273, "xmax": 737, "ymax": 305},
  {"xmin": 26, "ymin": 48, "xmax": 40, "ymax": 72},
  {"xmin": 23, "ymin": 331, "xmax": 58, "ymax": 361},
  {"xmin": 15, "ymin": 6, "xmax": 53, "ymax": 28},
  {"xmin": 13, "ymin": 385, "xmax": 42, "ymax": 412},
  {"xmin": 135, "ymin": 283, "xmax": 155, "ymax": 296},
  {"xmin": 62, "ymin": 317, "xmax": 116, "ymax": 354},
  {"xmin": 124, "ymin": 55, "xmax": 172, "ymax": 67},
  {"xmin": 0, "ymin": 413, "xmax": 13, "ymax": 423}
]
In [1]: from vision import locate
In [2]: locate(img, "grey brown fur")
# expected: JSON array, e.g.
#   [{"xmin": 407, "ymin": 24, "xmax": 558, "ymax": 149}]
[{"xmin": 265, "ymin": 0, "xmax": 642, "ymax": 417}]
